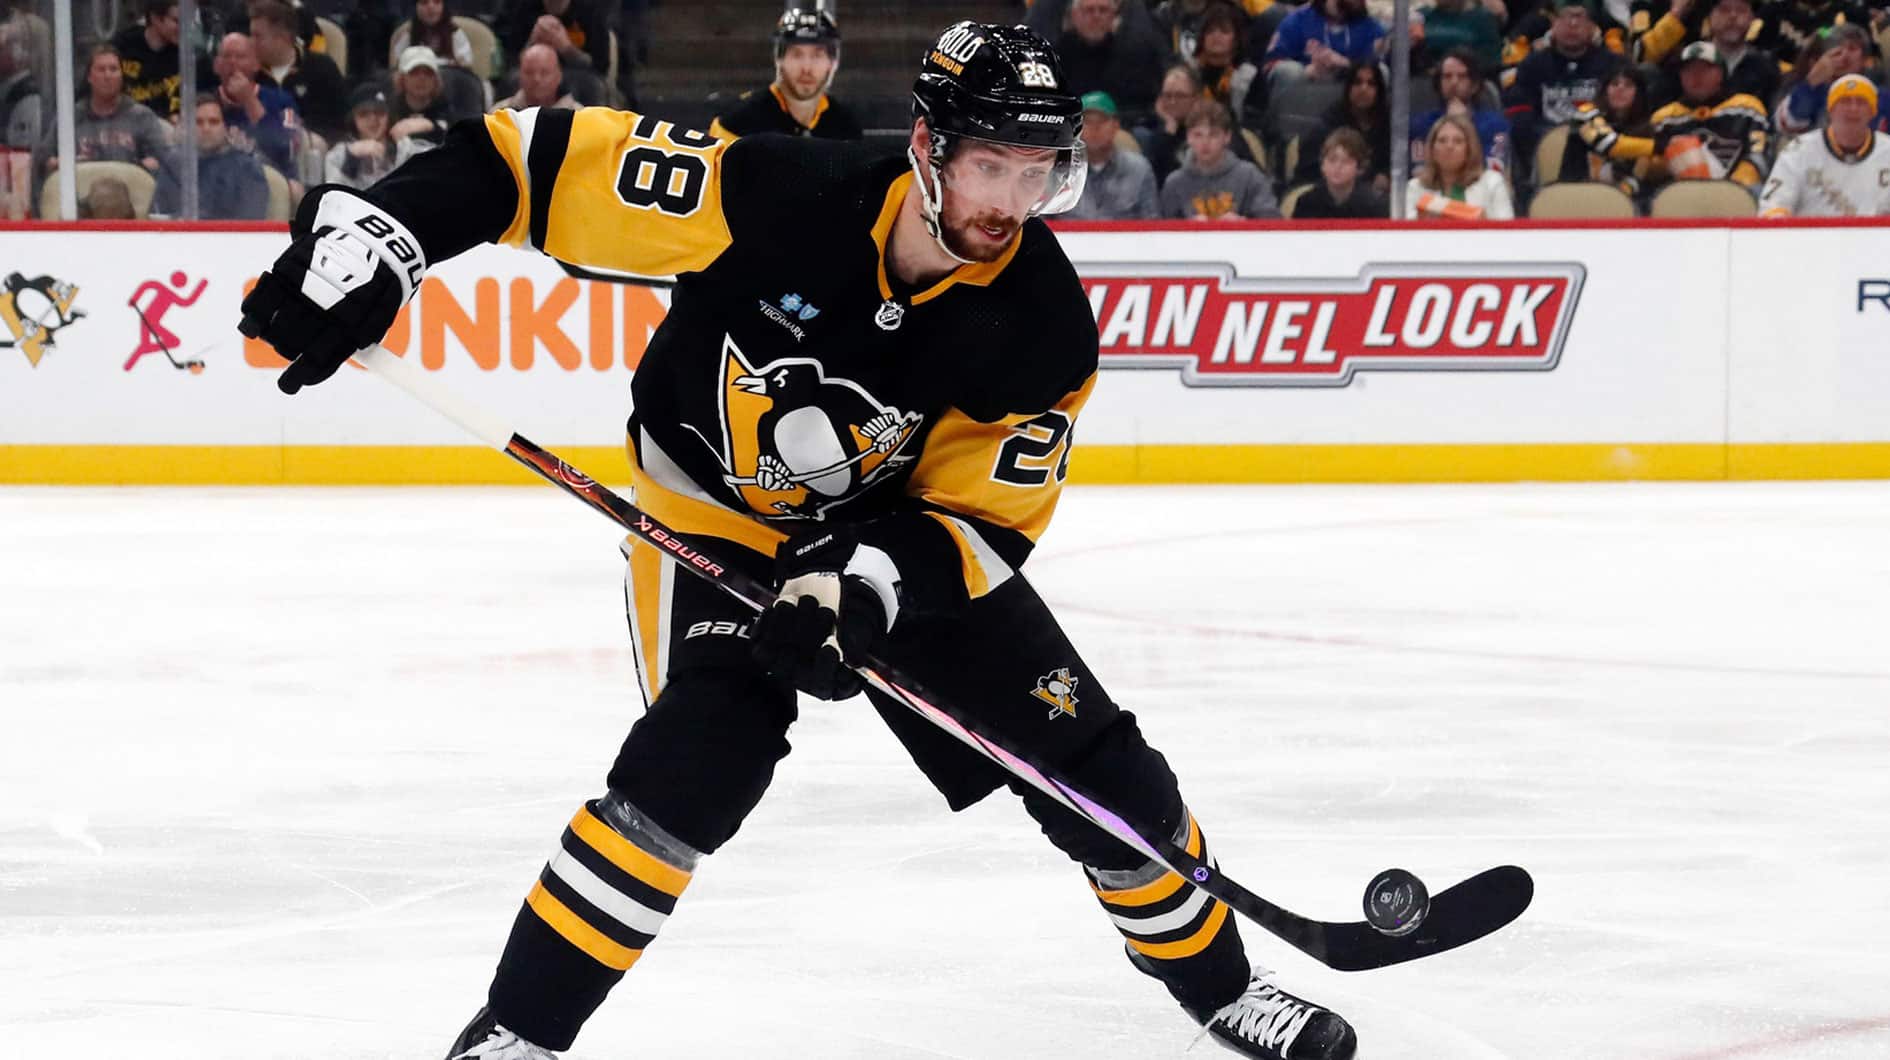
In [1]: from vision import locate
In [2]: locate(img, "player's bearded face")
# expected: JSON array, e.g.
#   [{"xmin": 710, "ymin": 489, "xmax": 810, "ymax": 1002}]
[
  {"xmin": 938, "ymin": 142, "xmax": 1058, "ymax": 261},
  {"xmin": 777, "ymin": 44, "xmax": 834, "ymax": 101}
]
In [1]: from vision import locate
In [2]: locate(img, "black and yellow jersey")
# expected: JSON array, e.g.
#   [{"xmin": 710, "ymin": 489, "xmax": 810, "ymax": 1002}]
[
  {"xmin": 1649, "ymin": 92, "xmax": 1770, "ymax": 186},
  {"xmin": 361, "ymin": 106, "xmax": 1097, "ymax": 614},
  {"xmin": 708, "ymin": 84, "xmax": 865, "ymax": 141}
]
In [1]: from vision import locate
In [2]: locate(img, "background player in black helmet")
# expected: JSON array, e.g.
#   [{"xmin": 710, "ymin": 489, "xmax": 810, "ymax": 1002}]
[
  {"xmin": 238, "ymin": 20, "xmax": 1355, "ymax": 1060},
  {"xmin": 710, "ymin": 7, "xmax": 862, "ymax": 140}
]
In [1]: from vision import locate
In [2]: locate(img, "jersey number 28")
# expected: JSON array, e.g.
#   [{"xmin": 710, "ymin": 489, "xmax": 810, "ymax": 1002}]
[
  {"xmin": 992, "ymin": 411, "xmax": 1073, "ymax": 487},
  {"xmin": 615, "ymin": 115, "xmax": 717, "ymax": 218}
]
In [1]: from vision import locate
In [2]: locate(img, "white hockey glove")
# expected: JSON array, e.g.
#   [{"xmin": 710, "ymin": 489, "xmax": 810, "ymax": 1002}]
[{"xmin": 238, "ymin": 186, "xmax": 426, "ymax": 394}]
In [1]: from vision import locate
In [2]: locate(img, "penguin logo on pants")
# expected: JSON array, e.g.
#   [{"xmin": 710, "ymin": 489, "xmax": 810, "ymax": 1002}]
[{"xmin": 713, "ymin": 334, "xmax": 922, "ymax": 518}]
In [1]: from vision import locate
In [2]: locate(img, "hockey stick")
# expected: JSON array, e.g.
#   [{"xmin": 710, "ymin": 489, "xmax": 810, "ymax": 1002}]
[{"xmin": 353, "ymin": 344, "xmax": 1532, "ymax": 972}]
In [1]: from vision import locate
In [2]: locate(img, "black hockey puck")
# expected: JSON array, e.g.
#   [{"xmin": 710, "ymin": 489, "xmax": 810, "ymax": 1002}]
[{"xmin": 1363, "ymin": 868, "xmax": 1430, "ymax": 937}]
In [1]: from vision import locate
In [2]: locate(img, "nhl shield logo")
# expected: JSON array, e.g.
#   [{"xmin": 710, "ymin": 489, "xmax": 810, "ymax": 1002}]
[
  {"xmin": 1032, "ymin": 667, "xmax": 1080, "ymax": 720},
  {"xmin": 874, "ymin": 299, "xmax": 905, "ymax": 331}
]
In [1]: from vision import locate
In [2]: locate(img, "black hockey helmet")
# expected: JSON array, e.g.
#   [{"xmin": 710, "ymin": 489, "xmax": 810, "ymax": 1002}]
[
  {"xmin": 909, "ymin": 22, "xmax": 1087, "ymax": 227},
  {"xmin": 774, "ymin": 8, "xmax": 840, "ymax": 58}
]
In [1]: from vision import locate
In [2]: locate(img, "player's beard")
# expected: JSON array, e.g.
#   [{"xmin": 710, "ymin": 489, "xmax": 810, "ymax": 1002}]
[
  {"xmin": 780, "ymin": 72, "xmax": 826, "ymax": 102},
  {"xmin": 939, "ymin": 203, "xmax": 1021, "ymax": 263}
]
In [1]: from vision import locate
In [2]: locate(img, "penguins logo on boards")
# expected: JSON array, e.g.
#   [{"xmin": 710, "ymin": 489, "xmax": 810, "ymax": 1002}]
[
  {"xmin": 711, "ymin": 334, "xmax": 922, "ymax": 518},
  {"xmin": 1032, "ymin": 668, "xmax": 1080, "ymax": 720},
  {"xmin": 0, "ymin": 271, "xmax": 86, "ymax": 367}
]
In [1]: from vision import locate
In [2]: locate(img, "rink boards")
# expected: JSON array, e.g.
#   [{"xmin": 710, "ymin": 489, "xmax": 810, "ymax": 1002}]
[{"xmin": 2, "ymin": 219, "xmax": 1888, "ymax": 484}]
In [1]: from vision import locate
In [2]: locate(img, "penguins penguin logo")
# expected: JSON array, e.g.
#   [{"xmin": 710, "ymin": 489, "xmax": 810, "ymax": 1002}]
[
  {"xmin": 1032, "ymin": 668, "xmax": 1080, "ymax": 720},
  {"xmin": 0, "ymin": 272, "xmax": 87, "ymax": 367},
  {"xmin": 714, "ymin": 334, "xmax": 922, "ymax": 518}
]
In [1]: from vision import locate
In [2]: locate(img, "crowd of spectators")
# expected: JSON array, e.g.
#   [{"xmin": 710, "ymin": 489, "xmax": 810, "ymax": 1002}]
[
  {"xmin": 1037, "ymin": 0, "xmax": 1890, "ymax": 219},
  {"xmin": 0, "ymin": 0, "xmax": 639, "ymax": 220},
  {"xmin": 5, "ymin": 0, "xmax": 1890, "ymax": 221}
]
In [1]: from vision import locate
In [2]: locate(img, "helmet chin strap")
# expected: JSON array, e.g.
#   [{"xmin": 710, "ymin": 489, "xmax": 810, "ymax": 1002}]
[{"xmin": 906, "ymin": 143, "xmax": 976, "ymax": 266}]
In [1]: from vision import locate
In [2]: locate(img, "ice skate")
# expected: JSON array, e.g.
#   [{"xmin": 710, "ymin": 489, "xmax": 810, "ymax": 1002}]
[
  {"xmin": 1188, "ymin": 969, "xmax": 1357, "ymax": 1060},
  {"xmin": 446, "ymin": 1006, "xmax": 561, "ymax": 1059}
]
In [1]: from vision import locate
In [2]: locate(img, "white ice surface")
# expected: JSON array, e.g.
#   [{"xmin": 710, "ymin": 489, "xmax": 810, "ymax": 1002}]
[{"xmin": 2, "ymin": 482, "xmax": 1888, "ymax": 1059}]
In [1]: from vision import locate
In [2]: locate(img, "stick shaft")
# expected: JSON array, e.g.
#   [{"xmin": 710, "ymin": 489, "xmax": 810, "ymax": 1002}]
[{"xmin": 353, "ymin": 345, "xmax": 1333, "ymax": 961}]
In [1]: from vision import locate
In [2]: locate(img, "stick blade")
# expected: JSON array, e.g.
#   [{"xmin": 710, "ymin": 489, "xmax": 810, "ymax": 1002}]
[{"xmin": 1318, "ymin": 865, "xmax": 1534, "ymax": 972}]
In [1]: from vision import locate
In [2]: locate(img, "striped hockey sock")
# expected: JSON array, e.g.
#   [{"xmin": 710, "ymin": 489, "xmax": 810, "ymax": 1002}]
[
  {"xmin": 486, "ymin": 797, "xmax": 700, "ymax": 1050},
  {"xmin": 1087, "ymin": 814, "xmax": 1250, "ymax": 1012}
]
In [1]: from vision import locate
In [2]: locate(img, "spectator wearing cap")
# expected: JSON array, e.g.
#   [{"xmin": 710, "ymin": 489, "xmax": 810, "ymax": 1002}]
[
  {"xmin": 1647, "ymin": 41, "xmax": 1769, "ymax": 188},
  {"xmin": 1775, "ymin": 24, "xmax": 1888, "ymax": 136},
  {"xmin": 1293, "ymin": 126, "xmax": 1389, "ymax": 217},
  {"xmin": 390, "ymin": 0, "xmax": 477, "ymax": 70},
  {"xmin": 1761, "ymin": 74, "xmax": 1890, "ymax": 216},
  {"xmin": 494, "ymin": 44, "xmax": 580, "ymax": 112},
  {"xmin": 1410, "ymin": 50, "xmax": 1510, "ymax": 175},
  {"xmin": 1067, "ymin": 91, "xmax": 1160, "ymax": 218},
  {"xmin": 1633, "ymin": 0, "xmax": 1780, "ymax": 107},
  {"xmin": 710, "ymin": 9, "xmax": 861, "ymax": 140},
  {"xmin": 1026, "ymin": 0, "xmax": 1171, "ymax": 127},
  {"xmin": 1161, "ymin": 98, "xmax": 1280, "ymax": 218},
  {"xmin": 500, "ymin": 0, "xmax": 610, "ymax": 82},
  {"xmin": 326, "ymin": 85, "xmax": 425, "ymax": 190},
  {"xmin": 389, "ymin": 45, "xmax": 458, "ymax": 146},
  {"xmin": 1498, "ymin": 0, "xmax": 1626, "ymax": 68},
  {"xmin": 249, "ymin": 0, "xmax": 346, "ymax": 143},
  {"xmin": 153, "ymin": 95, "xmax": 269, "ymax": 219},
  {"xmin": 1503, "ymin": 0, "xmax": 1622, "ymax": 180},
  {"xmin": 1262, "ymin": 0, "xmax": 1386, "ymax": 90},
  {"xmin": 1406, "ymin": 112, "xmax": 1513, "ymax": 218}
]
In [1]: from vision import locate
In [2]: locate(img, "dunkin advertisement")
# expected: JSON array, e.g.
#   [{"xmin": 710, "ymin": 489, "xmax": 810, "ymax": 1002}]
[{"xmin": 1, "ymin": 223, "xmax": 1886, "ymax": 482}]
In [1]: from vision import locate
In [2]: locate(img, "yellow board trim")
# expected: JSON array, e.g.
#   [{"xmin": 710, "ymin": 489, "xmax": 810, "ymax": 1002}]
[
  {"xmin": 526, "ymin": 881, "xmax": 645, "ymax": 971},
  {"xmin": 7, "ymin": 443, "xmax": 1890, "ymax": 485},
  {"xmin": 569, "ymin": 806, "xmax": 693, "ymax": 898},
  {"xmin": 1127, "ymin": 900, "xmax": 1230, "ymax": 960}
]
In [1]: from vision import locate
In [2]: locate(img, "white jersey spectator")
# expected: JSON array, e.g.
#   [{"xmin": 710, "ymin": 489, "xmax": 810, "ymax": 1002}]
[{"xmin": 1761, "ymin": 76, "xmax": 1890, "ymax": 218}]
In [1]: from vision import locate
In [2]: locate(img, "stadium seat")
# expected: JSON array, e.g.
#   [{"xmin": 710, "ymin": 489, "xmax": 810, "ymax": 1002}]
[
  {"xmin": 455, "ymin": 16, "xmax": 498, "ymax": 80},
  {"xmin": 1534, "ymin": 124, "xmax": 1572, "ymax": 187},
  {"xmin": 262, "ymin": 165, "xmax": 292, "ymax": 221},
  {"xmin": 1527, "ymin": 181, "xmax": 1636, "ymax": 219},
  {"xmin": 1239, "ymin": 128, "xmax": 1270, "ymax": 175},
  {"xmin": 1265, "ymin": 79, "xmax": 1343, "ymax": 147},
  {"xmin": 1648, "ymin": 180, "xmax": 1757, "ymax": 218},
  {"xmin": 1279, "ymin": 183, "xmax": 1314, "ymax": 218},
  {"xmin": 37, "ymin": 161, "xmax": 156, "ymax": 219},
  {"xmin": 315, "ymin": 15, "xmax": 347, "ymax": 75}
]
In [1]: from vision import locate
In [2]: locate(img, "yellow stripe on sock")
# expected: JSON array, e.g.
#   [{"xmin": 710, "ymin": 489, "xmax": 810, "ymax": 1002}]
[
  {"xmin": 526, "ymin": 881, "xmax": 644, "ymax": 971},
  {"xmin": 569, "ymin": 806, "xmax": 693, "ymax": 898},
  {"xmin": 1092, "ymin": 818, "xmax": 1204, "ymax": 907},
  {"xmin": 1127, "ymin": 900, "xmax": 1230, "ymax": 961}
]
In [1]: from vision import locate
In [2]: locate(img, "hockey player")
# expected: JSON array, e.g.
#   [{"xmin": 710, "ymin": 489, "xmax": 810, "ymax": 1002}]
[
  {"xmin": 1760, "ymin": 75, "xmax": 1890, "ymax": 217},
  {"xmin": 709, "ymin": 8, "xmax": 862, "ymax": 141},
  {"xmin": 236, "ymin": 20, "xmax": 1356, "ymax": 1060}
]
